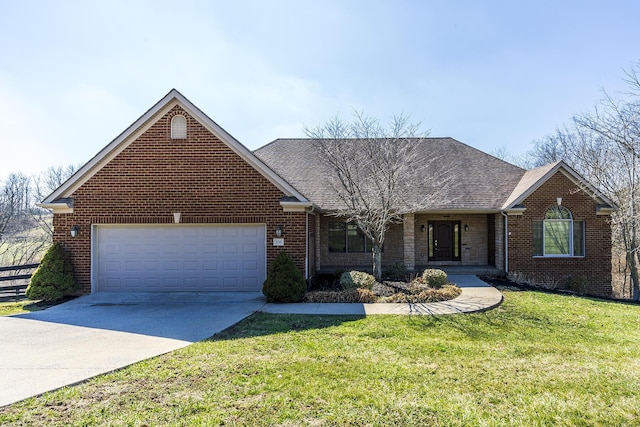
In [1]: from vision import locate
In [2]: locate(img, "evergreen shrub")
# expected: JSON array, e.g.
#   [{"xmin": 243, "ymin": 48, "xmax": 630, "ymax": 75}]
[
  {"xmin": 262, "ymin": 251, "xmax": 306, "ymax": 303},
  {"xmin": 26, "ymin": 242, "xmax": 76, "ymax": 301}
]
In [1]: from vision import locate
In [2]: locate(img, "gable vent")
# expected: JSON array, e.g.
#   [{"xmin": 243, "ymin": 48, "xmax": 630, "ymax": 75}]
[{"xmin": 171, "ymin": 115, "xmax": 187, "ymax": 139}]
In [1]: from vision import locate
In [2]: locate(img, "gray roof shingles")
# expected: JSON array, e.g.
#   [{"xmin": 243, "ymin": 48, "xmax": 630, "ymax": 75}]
[{"xmin": 254, "ymin": 137, "xmax": 527, "ymax": 212}]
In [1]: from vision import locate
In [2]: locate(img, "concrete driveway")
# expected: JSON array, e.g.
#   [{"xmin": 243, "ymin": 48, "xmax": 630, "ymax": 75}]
[{"xmin": 0, "ymin": 292, "xmax": 265, "ymax": 407}]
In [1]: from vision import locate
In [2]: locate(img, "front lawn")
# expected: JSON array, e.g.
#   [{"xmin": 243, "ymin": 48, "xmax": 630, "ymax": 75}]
[
  {"xmin": 0, "ymin": 300, "xmax": 60, "ymax": 316},
  {"xmin": 1, "ymin": 290, "xmax": 639, "ymax": 426}
]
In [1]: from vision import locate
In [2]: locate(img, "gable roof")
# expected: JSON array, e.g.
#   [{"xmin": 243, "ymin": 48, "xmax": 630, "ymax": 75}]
[
  {"xmin": 502, "ymin": 160, "xmax": 616, "ymax": 210},
  {"xmin": 40, "ymin": 89, "xmax": 309, "ymax": 208},
  {"xmin": 254, "ymin": 137, "xmax": 526, "ymax": 212}
]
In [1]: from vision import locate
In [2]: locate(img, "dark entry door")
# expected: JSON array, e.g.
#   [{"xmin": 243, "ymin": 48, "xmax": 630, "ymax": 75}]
[{"xmin": 429, "ymin": 221, "xmax": 461, "ymax": 261}]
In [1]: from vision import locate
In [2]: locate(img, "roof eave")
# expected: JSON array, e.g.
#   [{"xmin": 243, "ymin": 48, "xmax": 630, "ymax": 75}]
[
  {"xmin": 41, "ymin": 89, "xmax": 310, "ymax": 205},
  {"xmin": 280, "ymin": 200, "xmax": 315, "ymax": 212},
  {"xmin": 502, "ymin": 160, "xmax": 616, "ymax": 211}
]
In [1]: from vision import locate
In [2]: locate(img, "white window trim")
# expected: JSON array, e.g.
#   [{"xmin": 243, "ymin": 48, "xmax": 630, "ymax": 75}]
[
  {"xmin": 171, "ymin": 115, "xmax": 187, "ymax": 139},
  {"xmin": 534, "ymin": 207, "xmax": 585, "ymax": 258}
]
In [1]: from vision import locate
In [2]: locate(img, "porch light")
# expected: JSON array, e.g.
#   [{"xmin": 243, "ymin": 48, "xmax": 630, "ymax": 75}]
[
  {"xmin": 70, "ymin": 225, "xmax": 80, "ymax": 238},
  {"xmin": 420, "ymin": 224, "xmax": 425, "ymax": 232},
  {"xmin": 464, "ymin": 224, "xmax": 469, "ymax": 232},
  {"xmin": 557, "ymin": 197, "xmax": 562, "ymax": 206},
  {"xmin": 275, "ymin": 225, "xmax": 283, "ymax": 237}
]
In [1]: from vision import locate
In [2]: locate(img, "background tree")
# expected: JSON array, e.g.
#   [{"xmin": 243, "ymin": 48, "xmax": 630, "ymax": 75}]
[
  {"xmin": 0, "ymin": 164, "xmax": 76, "ymax": 266},
  {"xmin": 528, "ymin": 63, "xmax": 640, "ymax": 299},
  {"xmin": 305, "ymin": 111, "xmax": 451, "ymax": 280},
  {"xmin": 31, "ymin": 164, "xmax": 77, "ymax": 239},
  {"xmin": 0, "ymin": 172, "xmax": 33, "ymax": 265}
]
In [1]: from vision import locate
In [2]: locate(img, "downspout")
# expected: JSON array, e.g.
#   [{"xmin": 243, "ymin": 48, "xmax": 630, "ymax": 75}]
[
  {"xmin": 305, "ymin": 211, "xmax": 309, "ymax": 281},
  {"xmin": 304, "ymin": 206, "xmax": 316, "ymax": 283},
  {"xmin": 501, "ymin": 211, "xmax": 509, "ymax": 273}
]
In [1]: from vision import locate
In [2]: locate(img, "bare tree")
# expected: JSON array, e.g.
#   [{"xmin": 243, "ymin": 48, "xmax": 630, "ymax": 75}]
[
  {"xmin": 490, "ymin": 146, "xmax": 533, "ymax": 168},
  {"xmin": 0, "ymin": 165, "xmax": 77, "ymax": 266},
  {"xmin": 0, "ymin": 172, "xmax": 33, "ymax": 265},
  {"xmin": 305, "ymin": 111, "xmax": 450, "ymax": 280},
  {"xmin": 32, "ymin": 164, "xmax": 77, "ymax": 238},
  {"xmin": 528, "ymin": 63, "xmax": 640, "ymax": 299}
]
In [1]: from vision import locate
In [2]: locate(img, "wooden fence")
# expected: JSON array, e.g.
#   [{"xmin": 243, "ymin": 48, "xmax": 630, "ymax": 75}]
[{"xmin": 0, "ymin": 263, "xmax": 39, "ymax": 301}]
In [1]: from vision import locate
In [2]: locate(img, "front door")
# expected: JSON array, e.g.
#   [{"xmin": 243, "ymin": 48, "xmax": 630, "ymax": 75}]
[{"xmin": 429, "ymin": 221, "xmax": 461, "ymax": 261}]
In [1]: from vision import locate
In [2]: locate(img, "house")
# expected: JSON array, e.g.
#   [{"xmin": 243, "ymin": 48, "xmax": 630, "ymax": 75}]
[{"xmin": 40, "ymin": 89, "xmax": 615, "ymax": 298}]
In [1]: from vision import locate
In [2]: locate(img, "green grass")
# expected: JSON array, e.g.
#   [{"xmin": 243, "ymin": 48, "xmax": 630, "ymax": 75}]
[
  {"xmin": 1, "ymin": 290, "xmax": 640, "ymax": 426},
  {"xmin": 0, "ymin": 300, "xmax": 56, "ymax": 316}
]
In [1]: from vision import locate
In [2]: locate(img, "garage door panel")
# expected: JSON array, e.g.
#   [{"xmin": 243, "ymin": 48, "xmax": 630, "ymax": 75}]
[
  {"xmin": 223, "ymin": 228, "xmax": 238, "ymax": 238},
  {"xmin": 202, "ymin": 244, "xmax": 218, "ymax": 255},
  {"xmin": 223, "ymin": 244, "xmax": 237, "ymax": 254},
  {"xmin": 203, "ymin": 260, "xmax": 218, "ymax": 270},
  {"xmin": 243, "ymin": 260, "xmax": 258, "ymax": 271},
  {"xmin": 96, "ymin": 225, "xmax": 265, "ymax": 292},
  {"xmin": 243, "ymin": 243, "xmax": 258, "ymax": 254}
]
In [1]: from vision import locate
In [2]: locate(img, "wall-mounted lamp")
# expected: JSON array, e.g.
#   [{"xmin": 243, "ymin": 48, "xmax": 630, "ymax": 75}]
[
  {"xmin": 464, "ymin": 224, "xmax": 469, "ymax": 232},
  {"xmin": 275, "ymin": 225, "xmax": 283, "ymax": 237},
  {"xmin": 420, "ymin": 224, "xmax": 425, "ymax": 232},
  {"xmin": 70, "ymin": 225, "xmax": 80, "ymax": 238},
  {"xmin": 557, "ymin": 197, "xmax": 562, "ymax": 206}
]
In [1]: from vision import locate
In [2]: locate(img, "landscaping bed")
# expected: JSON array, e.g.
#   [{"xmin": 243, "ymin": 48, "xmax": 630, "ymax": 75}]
[{"xmin": 304, "ymin": 268, "xmax": 462, "ymax": 303}]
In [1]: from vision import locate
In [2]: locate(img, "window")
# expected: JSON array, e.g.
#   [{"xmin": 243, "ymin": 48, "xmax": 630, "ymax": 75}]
[
  {"xmin": 171, "ymin": 115, "xmax": 187, "ymax": 139},
  {"xmin": 533, "ymin": 206, "xmax": 585, "ymax": 257},
  {"xmin": 328, "ymin": 222, "xmax": 370, "ymax": 252}
]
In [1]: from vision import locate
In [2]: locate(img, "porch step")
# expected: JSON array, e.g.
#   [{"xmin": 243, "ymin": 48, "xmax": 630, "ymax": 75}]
[{"xmin": 423, "ymin": 265, "xmax": 505, "ymax": 277}]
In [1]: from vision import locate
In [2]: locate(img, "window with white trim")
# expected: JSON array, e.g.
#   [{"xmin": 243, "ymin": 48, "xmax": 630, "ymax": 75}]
[
  {"xmin": 533, "ymin": 206, "xmax": 585, "ymax": 257},
  {"xmin": 171, "ymin": 115, "xmax": 187, "ymax": 139}
]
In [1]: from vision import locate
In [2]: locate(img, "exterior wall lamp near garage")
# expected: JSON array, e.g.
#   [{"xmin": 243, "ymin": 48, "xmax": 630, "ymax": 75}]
[
  {"xmin": 70, "ymin": 225, "xmax": 80, "ymax": 238},
  {"xmin": 273, "ymin": 225, "xmax": 284, "ymax": 247}
]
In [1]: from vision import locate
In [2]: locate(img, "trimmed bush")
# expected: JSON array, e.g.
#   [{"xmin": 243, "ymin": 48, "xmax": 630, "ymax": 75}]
[
  {"xmin": 567, "ymin": 276, "xmax": 589, "ymax": 295},
  {"xmin": 378, "ymin": 285, "xmax": 461, "ymax": 303},
  {"xmin": 340, "ymin": 271, "xmax": 376, "ymax": 290},
  {"xmin": 385, "ymin": 262, "xmax": 409, "ymax": 281},
  {"xmin": 421, "ymin": 269, "xmax": 448, "ymax": 289},
  {"xmin": 26, "ymin": 242, "xmax": 77, "ymax": 301},
  {"xmin": 304, "ymin": 288, "xmax": 378, "ymax": 303},
  {"xmin": 408, "ymin": 281, "xmax": 430, "ymax": 295},
  {"xmin": 262, "ymin": 251, "xmax": 306, "ymax": 303}
]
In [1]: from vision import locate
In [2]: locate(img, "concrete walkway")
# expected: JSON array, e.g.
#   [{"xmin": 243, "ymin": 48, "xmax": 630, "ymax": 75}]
[{"xmin": 261, "ymin": 275, "xmax": 503, "ymax": 315}]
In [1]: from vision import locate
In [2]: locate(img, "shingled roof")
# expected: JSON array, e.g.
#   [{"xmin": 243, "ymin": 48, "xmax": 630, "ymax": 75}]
[{"xmin": 254, "ymin": 137, "xmax": 527, "ymax": 212}]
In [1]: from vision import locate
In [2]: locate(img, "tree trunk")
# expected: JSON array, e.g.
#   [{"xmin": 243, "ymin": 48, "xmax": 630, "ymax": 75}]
[{"xmin": 372, "ymin": 245, "xmax": 382, "ymax": 281}]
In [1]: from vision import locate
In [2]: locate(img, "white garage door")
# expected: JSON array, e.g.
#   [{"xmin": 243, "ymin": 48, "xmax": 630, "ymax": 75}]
[{"xmin": 95, "ymin": 225, "xmax": 266, "ymax": 292}]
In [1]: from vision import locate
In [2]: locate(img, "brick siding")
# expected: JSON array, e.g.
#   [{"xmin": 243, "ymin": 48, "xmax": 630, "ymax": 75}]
[
  {"xmin": 507, "ymin": 171, "xmax": 612, "ymax": 297},
  {"xmin": 317, "ymin": 215, "xmax": 403, "ymax": 273},
  {"xmin": 53, "ymin": 106, "xmax": 307, "ymax": 294}
]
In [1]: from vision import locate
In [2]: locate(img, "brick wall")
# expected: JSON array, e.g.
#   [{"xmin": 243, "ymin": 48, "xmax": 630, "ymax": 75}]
[
  {"xmin": 53, "ymin": 106, "xmax": 307, "ymax": 294},
  {"xmin": 507, "ymin": 171, "xmax": 612, "ymax": 297},
  {"xmin": 317, "ymin": 215, "xmax": 403, "ymax": 272}
]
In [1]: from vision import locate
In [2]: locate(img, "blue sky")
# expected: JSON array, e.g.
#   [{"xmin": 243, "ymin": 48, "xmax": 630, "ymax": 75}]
[{"xmin": 1, "ymin": 0, "xmax": 639, "ymax": 177}]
